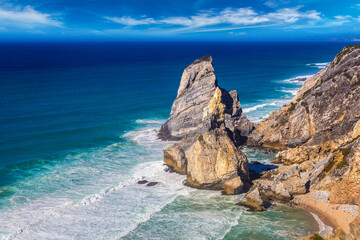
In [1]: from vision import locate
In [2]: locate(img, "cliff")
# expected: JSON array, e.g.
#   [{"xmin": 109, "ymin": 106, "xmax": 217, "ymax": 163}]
[
  {"xmin": 248, "ymin": 45, "xmax": 360, "ymax": 150},
  {"xmin": 245, "ymin": 45, "xmax": 360, "ymax": 233}
]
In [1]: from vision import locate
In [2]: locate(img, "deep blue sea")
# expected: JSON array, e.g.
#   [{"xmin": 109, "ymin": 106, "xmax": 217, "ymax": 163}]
[{"xmin": 0, "ymin": 42, "xmax": 347, "ymax": 239}]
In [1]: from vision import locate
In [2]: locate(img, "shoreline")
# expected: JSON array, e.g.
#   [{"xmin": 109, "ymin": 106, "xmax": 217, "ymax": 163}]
[{"xmin": 293, "ymin": 191, "xmax": 358, "ymax": 236}]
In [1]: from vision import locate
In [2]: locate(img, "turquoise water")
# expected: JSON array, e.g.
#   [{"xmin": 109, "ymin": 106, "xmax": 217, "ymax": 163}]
[{"xmin": 0, "ymin": 42, "xmax": 348, "ymax": 239}]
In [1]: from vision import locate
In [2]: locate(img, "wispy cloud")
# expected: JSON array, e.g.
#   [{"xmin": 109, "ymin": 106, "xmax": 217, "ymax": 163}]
[
  {"xmin": 0, "ymin": 5, "xmax": 62, "ymax": 28},
  {"xmin": 332, "ymin": 15, "xmax": 360, "ymax": 25},
  {"xmin": 105, "ymin": 6, "xmax": 322, "ymax": 31},
  {"xmin": 266, "ymin": 7, "xmax": 321, "ymax": 23},
  {"xmin": 104, "ymin": 16, "xmax": 155, "ymax": 26}
]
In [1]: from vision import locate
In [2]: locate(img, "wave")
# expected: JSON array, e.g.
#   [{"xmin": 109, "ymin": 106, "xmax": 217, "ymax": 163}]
[
  {"xmin": 79, "ymin": 183, "xmax": 125, "ymax": 205},
  {"xmin": 283, "ymin": 75, "xmax": 314, "ymax": 84},
  {"xmin": 243, "ymin": 102, "xmax": 277, "ymax": 113},
  {"xmin": 309, "ymin": 212, "xmax": 333, "ymax": 237},
  {"xmin": 135, "ymin": 119, "xmax": 165, "ymax": 124},
  {"xmin": 123, "ymin": 119, "xmax": 175, "ymax": 149},
  {"xmin": 243, "ymin": 99, "xmax": 289, "ymax": 113},
  {"xmin": 278, "ymin": 88, "xmax": 298, "ymax": 96},
  {"xmin": 307, "ymin": 62, "xmax": 330, "ymax": 69}
]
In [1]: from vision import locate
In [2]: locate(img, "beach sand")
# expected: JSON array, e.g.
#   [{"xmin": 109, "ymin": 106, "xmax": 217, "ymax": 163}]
[{"xmin": 294, "ymin": 191, "xmax": 359, "ymax": 235}]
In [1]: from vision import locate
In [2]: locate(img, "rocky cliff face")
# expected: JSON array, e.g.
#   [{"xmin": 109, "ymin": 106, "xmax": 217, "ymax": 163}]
[
  {"xmin": 247, "ymin": 45, "xmax": 360, "ymax": 211},
  {"xmin": 161, "ymin": 56, "xmax": 251, "ymax": 193},
  {"xmin": 248, "ymin": 45, "xmax": 360, "ymax": 150},
  {"xmin": 159, "ymin": 56, "xmax": 253, "ymax": 143}
]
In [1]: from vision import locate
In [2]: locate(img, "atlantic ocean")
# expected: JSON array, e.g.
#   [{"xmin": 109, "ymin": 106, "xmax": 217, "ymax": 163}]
[{"xmin": 0, "ymin": 41, "xmax": 347, "ymax": 239}]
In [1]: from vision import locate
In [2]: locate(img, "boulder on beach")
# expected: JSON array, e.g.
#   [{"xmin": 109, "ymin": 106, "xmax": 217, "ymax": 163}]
[{"xmin": 237, "ymin": 187, "xmax": 266, "ymax": 212}]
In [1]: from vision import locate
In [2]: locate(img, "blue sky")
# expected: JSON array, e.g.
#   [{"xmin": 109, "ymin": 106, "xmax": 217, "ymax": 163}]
[{"xmin": 0, "ymin": 0, "xmax": 359, "ymax": 41}]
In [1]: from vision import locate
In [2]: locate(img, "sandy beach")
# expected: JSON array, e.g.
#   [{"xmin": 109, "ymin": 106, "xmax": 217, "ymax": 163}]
[{"xmin": 294, "ymin": 191, "xmax": 359, "ymax": 235}]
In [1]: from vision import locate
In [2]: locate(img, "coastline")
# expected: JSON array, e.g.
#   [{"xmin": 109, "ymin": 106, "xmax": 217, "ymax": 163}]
[{"xmin": 293, "ymin": 191, "xmax": 358, "ymax": 236}]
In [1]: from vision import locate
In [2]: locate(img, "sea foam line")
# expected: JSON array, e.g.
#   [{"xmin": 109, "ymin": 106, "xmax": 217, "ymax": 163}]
[
  {"xmin": 243, "ymin": 102, "xmax": 277, "ymax": 113},
  {"xmin": 283, "ymin": 74, "xmax": 314, "ymax": 84},
  {"xmin": 310, "ymin": 212, "xmax": 333, "ymax": 237},
  {"xmin": 306, "ymin": 62, "xmax": 330, "ymax": 69}
]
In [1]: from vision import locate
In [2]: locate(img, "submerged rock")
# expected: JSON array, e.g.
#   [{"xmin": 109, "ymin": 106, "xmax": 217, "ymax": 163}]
[
  {"xmin": 137, "ymin": 180, "xmax": 148, "ymax": 184},
  {"xmin": 146, "ymin": 182, "xmax": 159, "ymax": 187}
]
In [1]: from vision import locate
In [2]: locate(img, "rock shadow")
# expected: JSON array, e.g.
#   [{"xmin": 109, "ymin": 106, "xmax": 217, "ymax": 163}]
[{"xmin": 248, "ymin": 162, "xmax": 278, "ymax": 181}]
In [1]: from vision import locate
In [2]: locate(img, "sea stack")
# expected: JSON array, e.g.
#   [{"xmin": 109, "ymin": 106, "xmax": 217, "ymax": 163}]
[
  {"xmin": 158, "ymin": 55, "xmax": 254, "ymax": 144},
  {"xmin": 160, "ymin": 56, "xmax": 252, "ymax": 193}
]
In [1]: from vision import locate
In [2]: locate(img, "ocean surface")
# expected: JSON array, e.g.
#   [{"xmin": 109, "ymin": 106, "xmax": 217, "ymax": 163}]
[{"xmin": 0, "ymin": 42, "xmax": 348, "ymax": 239}]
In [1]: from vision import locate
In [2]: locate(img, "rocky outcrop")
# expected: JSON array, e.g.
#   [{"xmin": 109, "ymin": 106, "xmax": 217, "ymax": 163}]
[
  {"xmin": 244, "ymin": 46, "xmax": 360, "ymax": 235},
  {"xmin": 185, "ymin": 129, "xmax": 249, "ymax": 190},
  {"xmin": 252, "ymin": 164, "xmax": 309, "ymax": 201},
  {"xmin": 237, "ymin": 187, "xmax": 266, "ymax": 211},
  {"xmin": 222, "ymin": 177, "xmax": 244, "ymax": 195},
  {"xmin": 248, "ymin": 45, "xmax": 360, "ymax": 150},
  {"xmin": 301, "ymin": 223, "xmax": 360, "ymax": 240},
  {"xmin": 159, "ymin": 56, "xmax": 253, "ymax": 143},
  {"xmin": 161, "ymin": 56, "xmax": 250, "ymax": 192}
]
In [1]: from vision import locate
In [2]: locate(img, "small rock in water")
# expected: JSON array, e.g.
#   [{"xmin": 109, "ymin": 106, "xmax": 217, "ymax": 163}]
[
  {"xmin": 251, "ymin": 161, "xmax": 262, "ymax": 165},
  {"xmin": 164, "ymin": 166, "xmax": 175, "ymax": 173},
  {"xmin": 137, "ymin": 180, "xmax": 148, "ymax": 184},
  {"xmin": 146, "ymin": 182, "xmax": 159, "ymax": 187}
]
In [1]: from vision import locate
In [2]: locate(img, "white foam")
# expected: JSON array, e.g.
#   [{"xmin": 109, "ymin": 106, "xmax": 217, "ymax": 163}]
[
  {"xmin": 279, "ymin": 88, "xmax": 298, "ymax": 96},
  {"xmin": 283, "ymin": 74, "xmax": 313, "ymax": 84},
  {"xmin": 243, "ymin": 102, "xmax": 277, "ymax": 113},
  {"xmin": 307, "ymin": 62, "xmax": 330, "ymax": 69},
  {"xmin": 123, "ymin": 119, "xmax": 175, "ymax": 149},
  {"xmin": 135, "ymin": 119, "xmax": 165, "ymax": 124},
  {"xmin": 310, "ymin": 212, "xmax": 333, "ymax": 237},
  {"xmin": 79, "ymin": 183, "xmax": 125, "ymax": 205}
]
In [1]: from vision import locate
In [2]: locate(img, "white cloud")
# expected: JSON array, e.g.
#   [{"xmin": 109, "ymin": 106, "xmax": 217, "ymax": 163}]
[
  {"xmin": 332, "ymin": 15, "xmax": 358, "ymax": 25},
  {"xmin": 106, "ymin": 6, "xmax": 321, "ymax": 30},
  {"xmin": 0, "ymin": 5, "xmax": 61, "ymax": 28},
  {"xmin": 105, "ymin": 16, "xmax": 155, "ymax": 26},
  {"xmin": 266, "ymin": 7, "xmax": 321, "ymax": 23}
]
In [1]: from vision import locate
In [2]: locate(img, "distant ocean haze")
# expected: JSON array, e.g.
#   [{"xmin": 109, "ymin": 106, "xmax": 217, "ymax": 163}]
[{"xmin": 0, "ymin": 41, "xmax": 347, "ymax": 239}]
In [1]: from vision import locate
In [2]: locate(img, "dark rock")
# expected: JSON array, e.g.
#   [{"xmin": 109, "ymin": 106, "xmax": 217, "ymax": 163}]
[
  {"xmin": 146, "ymin": 182, "xmax": 159, "ymax": 187},
  {"xmin": 137, "ymin": 180, "xmax": 148, "ymax": 184}
]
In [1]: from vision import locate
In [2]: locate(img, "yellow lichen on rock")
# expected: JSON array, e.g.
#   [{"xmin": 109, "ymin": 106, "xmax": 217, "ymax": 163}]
[
  {"xmin": 352, "ymin": 120, "xmax": 360, "ymax": 139},
  {"xmin": 207, "ymin": 87, "xmax": 226, "ymax": 128}
]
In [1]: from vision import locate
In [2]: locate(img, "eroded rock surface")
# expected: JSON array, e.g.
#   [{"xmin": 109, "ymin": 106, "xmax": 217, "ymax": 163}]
[
  {"xmin": 159, "ymin": 56, "xmax": 253, "ymax": 143},
  {"xmin": 246, "ymin": 46, "xmax": 360, "ymax": 224},
  {"xmin": 161, "ymin": 56, "xmax": 250, "ymax": 192},
  {"xmin": 248, "ymin": 45, "xmax": 360, "ymax": 150},
  {"xmin": 186, "ymin": 129, "xmax": 249, "ymax": 189}
]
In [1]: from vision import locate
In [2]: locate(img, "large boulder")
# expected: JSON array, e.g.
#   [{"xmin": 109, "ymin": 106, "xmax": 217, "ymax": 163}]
[
  {"xmin": 185, "ymin": 129, "xmax": 249, "ymax": 189},
  {"xmin": 237, "ymin": 187, "xmax": 266, "ymax": 212},
  {"xmin": 164, "ymin": 129, "xmax": 249, "ymax": 192},
  {"xmin": 159, "ymin": 56, "xmax": 253, "ymax": 143}
]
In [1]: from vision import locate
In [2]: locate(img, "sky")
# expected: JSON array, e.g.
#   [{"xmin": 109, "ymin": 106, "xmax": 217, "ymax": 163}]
[{"xmin": 0, "ymin": 0, "xmax": 359, "ymax": 41}]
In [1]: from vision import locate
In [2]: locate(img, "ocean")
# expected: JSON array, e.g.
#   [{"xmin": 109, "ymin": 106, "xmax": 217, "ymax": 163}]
[{"xmin": 0, "ymin": 41, "xmax": 347, "ymax": 239}]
